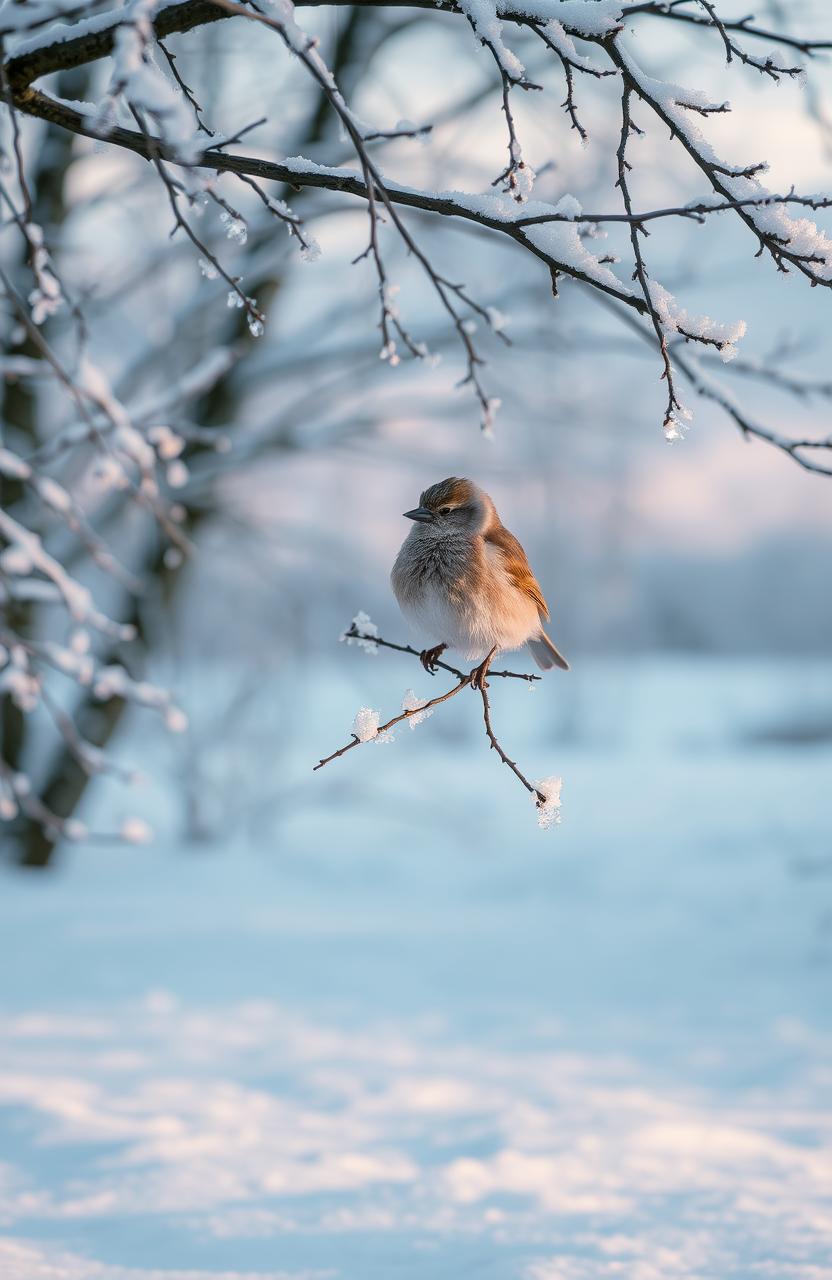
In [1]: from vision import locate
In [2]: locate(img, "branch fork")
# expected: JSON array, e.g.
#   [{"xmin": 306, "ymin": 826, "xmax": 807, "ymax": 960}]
[{"xmin": 314, "ymin": 622, "xmax": 557, "ymax": 816}]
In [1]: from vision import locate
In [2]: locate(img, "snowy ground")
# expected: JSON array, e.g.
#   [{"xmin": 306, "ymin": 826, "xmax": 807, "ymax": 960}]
[{"xmin": 1, "ymin": 658, "xmax": 831, "ymax": 1280}]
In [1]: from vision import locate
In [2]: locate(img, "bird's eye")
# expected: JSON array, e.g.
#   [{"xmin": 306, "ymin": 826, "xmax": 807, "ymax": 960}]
[{"xmin": 439, "ymin": 506, "xmax": 452, "ymax": 516}]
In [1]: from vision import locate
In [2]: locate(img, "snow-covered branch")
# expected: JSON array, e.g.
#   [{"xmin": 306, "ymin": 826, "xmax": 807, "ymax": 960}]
[{"xmin": 5, "ymin": 0, "xmax": 831, "ymax": 436}]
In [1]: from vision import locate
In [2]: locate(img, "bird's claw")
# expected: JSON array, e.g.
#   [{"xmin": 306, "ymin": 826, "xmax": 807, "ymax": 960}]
[
  {"xmin": 470, "ymin": 647, "xmax": 497, "ymax": 691},
  {"xmin": 419, "ymin": 644, "xmax": 446, "ymax": 675}
]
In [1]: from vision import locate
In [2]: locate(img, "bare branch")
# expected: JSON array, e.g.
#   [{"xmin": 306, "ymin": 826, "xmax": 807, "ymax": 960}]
[
  {"xmin": 315, "ymin": 623, "xmax": 547, "ymax": 805},
  {"xmin": 314, "ymin": 669, "xmax": 471, "ymax": 770},
  {"xmin": 342, "ymin": 623, "xmax": 540, "ymax": 682}
]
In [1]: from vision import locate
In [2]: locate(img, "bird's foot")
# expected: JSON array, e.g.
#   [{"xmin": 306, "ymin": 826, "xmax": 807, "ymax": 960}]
[
  {"xmin": 470, "ymin": 647, "xmax": 497, "ymax": 691},
  {"xmin": 419, "ymin": 643, "xmax": 447, "ymax": 675}
]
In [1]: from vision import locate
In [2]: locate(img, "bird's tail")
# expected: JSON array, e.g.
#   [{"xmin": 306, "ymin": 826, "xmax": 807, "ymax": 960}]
[{"xmin": 527, "ymin": 631, "xmax": 569, "ymax": 672}]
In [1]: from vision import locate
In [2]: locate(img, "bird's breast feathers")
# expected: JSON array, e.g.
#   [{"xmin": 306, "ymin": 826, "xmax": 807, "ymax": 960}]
[{"xmin": 392, "ymin": 529, "xmax": 542, "ymax": 658}]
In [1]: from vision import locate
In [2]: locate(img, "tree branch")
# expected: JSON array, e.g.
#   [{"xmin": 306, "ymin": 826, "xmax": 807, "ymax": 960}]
[
  {"xmin": 593, "ymin": 292, "xmax": 832, "ymax": 477},
  {"xmin": 7, "ymin": 85, "xmax": 652, "ymax": 307},
  {"xmin": 7, "ymin": 0, "xmax": 830, "ymax": 439},
  {"xmin": 621, "ymin": 2, "xmax": 832, "ymax": 61},
  {"xmin": 341, "ymin": 622, "xmax": 540, "ymax": 682},
  {"xmin": 615, "ymin": 83, "xmax": 685, "ymax": 437},
  {"xmin": 606, "ymin": 35, "xmax": 832, "ymax": 287},
  {"xmin": 314, "ymin": 622, "xmax": 548, "ymax": 806}
]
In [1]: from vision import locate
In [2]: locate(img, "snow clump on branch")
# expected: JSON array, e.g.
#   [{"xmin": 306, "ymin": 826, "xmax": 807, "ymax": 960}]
[
  {"xmin": 353, "ymin": 707, "xmax": 381, "ymax": 742},
  {"xmin": 401, "ymin": 690, "xmax": 434, "ymax": 728},
  {"xmin": 534, "ymin": 775, "xmax": 563, "ymax": 829},
  {"xmin": 341, "ymin": 611, "xmax": 379, "ymax": 654}
]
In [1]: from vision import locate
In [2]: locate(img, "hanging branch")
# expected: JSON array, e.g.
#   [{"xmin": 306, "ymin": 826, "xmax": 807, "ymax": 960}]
[
  {"xmin": 615, "ymin": 84, "xmax": 685, "ymax": 437},
  {"xmin": 593, "ymin": 291, "xmax": 832, "ymax": 477},
  {"xmin": 232, "ymin": 171, "xmax": 315, "ymax": 253},
  {"xmin": 530, "ymin": 20, "xmax": 616, "ymax": 143},
  {"xmin": 490, "ymin": 68, "xmax": 541, "ymax": 200},
  {"xmin": 157, "ymin": 35, "xmax": 214, "ymax": 135},
  {"xmin": 129, "ymin": 105, "xmax": 265, "ymax": 334}
]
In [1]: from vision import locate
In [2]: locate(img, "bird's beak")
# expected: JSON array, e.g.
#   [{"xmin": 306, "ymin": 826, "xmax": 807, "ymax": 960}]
[{"xmin": 403, "ymin": 506, "xmax": 434, "ymax": 523}]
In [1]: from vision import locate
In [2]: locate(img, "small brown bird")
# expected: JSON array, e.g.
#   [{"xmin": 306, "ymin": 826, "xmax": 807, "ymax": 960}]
[{"xmin": 391, "ymin": 477, "xmax": 569, "ymax": 688}]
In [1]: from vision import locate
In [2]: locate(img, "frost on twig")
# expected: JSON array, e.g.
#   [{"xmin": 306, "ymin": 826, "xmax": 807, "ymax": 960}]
[
  {"xmin": 315, "ymin": 618, "xmax": 561, "ymax": 827},
  {"xmin": 401, "ymin": 689, "xmax": 434, "ymax": 729}
]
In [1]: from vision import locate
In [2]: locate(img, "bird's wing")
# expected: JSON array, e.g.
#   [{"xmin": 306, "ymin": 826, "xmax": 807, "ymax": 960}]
[{"xmin": 485, "ymin": 523, "xmax": 550, "ymax": 621}]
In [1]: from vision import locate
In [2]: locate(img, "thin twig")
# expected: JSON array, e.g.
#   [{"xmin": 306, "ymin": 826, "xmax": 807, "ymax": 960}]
[
  {"xmin": 605, "ymin": 36, "xmax": 832, "ymax": 286},
  {"xmin": 593, "ymin": 291, "xmax": 832, "ymax": 477},
  {"xmin": 530, "ymin": 20, "xmax": 616, "ymax": 143},
  {"xmin": 490, "ymin": 68, "xmax": 541, "ymax": 201},
  {"xmin": 157, "ymin": 36, "xmax": 214, "ymax": 135},
  {"xmin": 234, "ymin": 171, "xmax": 314, "ymax": 251},
  {"xmin": 622, "ymin": 1, "xmax": 820, "ymax": 72},
  {"xmin": 615, "ymin": 84, "xmax": 683, "ymax": 434},
  {"xmin": 479, "ymin": 679, "xmax": 541, "ymax": 798},
  {"xmin": 315, "ymin": 623, "xmax": 546, "ymax": 804},
  {"xmin": 514, "ymin": 191, "xmax": 832, "ymax": 227},
  {"xmin": 313, "ymin": 671, "xmax": 471, "ymax": 770},
  {"xmin": 130, "ymin": 105, "xmax": 264, "ymax": 332},
  {"xmin": 204, "ymin": 116, "xmax": 266, "ymax": 150},
  {"xmin": 343, "ymin": 624, "xmax": 540, "ymax": 682}
]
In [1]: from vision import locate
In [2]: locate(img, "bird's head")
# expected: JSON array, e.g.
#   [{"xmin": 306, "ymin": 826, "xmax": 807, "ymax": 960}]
[{"xmin": 403, "ymin": 477, "xmax": 493, "ymax": 535}]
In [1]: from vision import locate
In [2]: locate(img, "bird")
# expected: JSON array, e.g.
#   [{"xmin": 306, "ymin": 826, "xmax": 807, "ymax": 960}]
[{"xmin": 391, "ymin": 476, "xmax": 569, "ymax": 689}]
